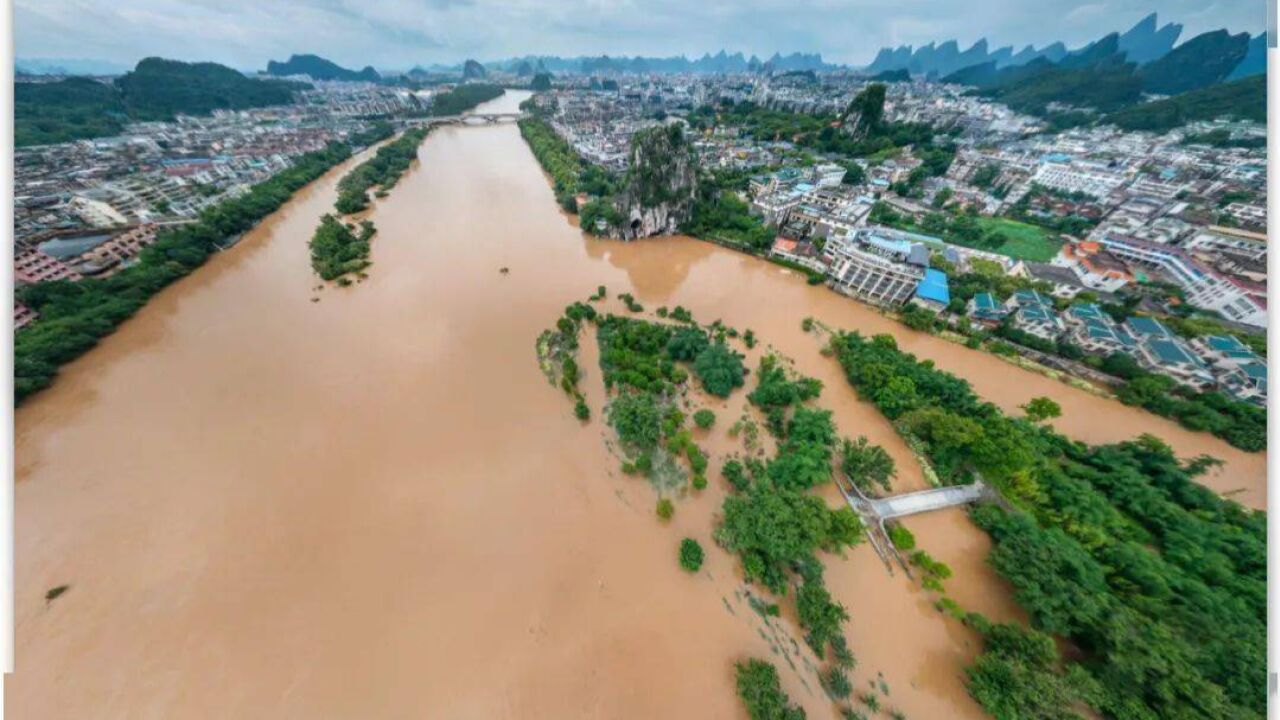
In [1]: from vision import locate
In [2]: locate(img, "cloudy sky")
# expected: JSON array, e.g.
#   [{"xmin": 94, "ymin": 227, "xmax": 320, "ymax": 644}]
[{"xmin": 15, "ymin": 0, "xmax": 1267, "ymax": 70}]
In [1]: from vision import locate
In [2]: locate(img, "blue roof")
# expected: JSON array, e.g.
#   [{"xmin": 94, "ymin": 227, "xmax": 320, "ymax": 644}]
[
  {"xmin": 1012, "ymin": 289, "xmax": 1054, "ymax": 309},
  {"xmin": 1145, "ymin": 338, "xmax": 1199, "ymax": 367},
  {"xmin": 973, "ymin": 292, "xmax": 999, "ymax": 310},
  {"xmin": 1125, "ymin": 316, "xmax": 1171, "ymax": 338},
  {"xmin": 1206, "ymin": 335, "xmax": 1248, "ymax": 353},
  {"xmin": 1018, "ymin": 304, "xmax": 1057, "ymax": 323},
  {"xmin": 1069, "ymin": 303, "xmax": 1109, "ymax": 322},
  {"xmin": 915, "ymin": 269, "xmax": 950, "ymax": 305},
  {"xmin": 1242, "ymin": 361, "xmax": 1267, "ymax": 380},
  {"xmin": 864, "ymin": 233, "xmax": 914, "ymax": 257}
]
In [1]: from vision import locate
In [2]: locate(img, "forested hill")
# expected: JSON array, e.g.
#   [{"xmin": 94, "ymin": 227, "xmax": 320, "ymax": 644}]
[
  {"xmin": 16, "ymin": 58, "xmax": 309, "ymax": 147},
  {"xmin": 266, "ymin": 54, "xmax": 381, "ymax": 82},
  {"xmin": 119, "ymin": 58, "xmax": 308, "ymax": 119},
  {"xmin": 1107, "ymin": 75, "xmax": 1266, "ymax": 131}
]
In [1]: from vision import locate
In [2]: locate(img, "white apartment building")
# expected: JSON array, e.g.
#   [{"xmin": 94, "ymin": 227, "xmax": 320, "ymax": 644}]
[
  {"xmin": 1031, "ymin": 162, "xmax": 1127, "ymax": 199},
  {"xmin": 1099, "ymin": 233, "xmax": 1266, "ymax": 328},
  {"xmin": 823, "ymin": 228, "xmax": 928, "ymax": 307}
]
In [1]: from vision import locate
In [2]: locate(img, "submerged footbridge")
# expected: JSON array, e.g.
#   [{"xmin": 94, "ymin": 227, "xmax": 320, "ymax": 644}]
[{"xmin": 836, "ymin": 473, "xmax": 994, "ymax": 576}]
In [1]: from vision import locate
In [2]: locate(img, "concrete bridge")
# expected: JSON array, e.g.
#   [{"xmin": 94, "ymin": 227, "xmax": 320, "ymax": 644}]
[
  {"xmin": 425, "ymin": 112, "xmax": 527, "ymax": 126},
  {"xmin": 836, "ymin": 473, "xmax": 993, "ymax": 576}
]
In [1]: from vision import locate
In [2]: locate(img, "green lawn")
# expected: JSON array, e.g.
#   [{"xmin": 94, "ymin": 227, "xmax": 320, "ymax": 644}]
[{"xmin": 972, "ymin": 217, "xmax": 1063, "ymax": 262}]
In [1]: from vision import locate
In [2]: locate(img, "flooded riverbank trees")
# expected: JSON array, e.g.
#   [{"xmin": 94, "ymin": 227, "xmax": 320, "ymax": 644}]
[
  {"xmin": 536, "ymin": 301, "xmax": 886, "ymax": 718},
  {"xmin": 309, "ymin": 216, "xmax": 376, "ymax": 282},
  {"xmin": 334, "ymin": 127, "xmax": 431, "ymax": 214},
  {"xmin": 830, "ymin": 330, "xmax": 1265, "ymax": 719},
  {"xmin": 16, "ymin": 140, "xmax": 356, "ymax": 402}
]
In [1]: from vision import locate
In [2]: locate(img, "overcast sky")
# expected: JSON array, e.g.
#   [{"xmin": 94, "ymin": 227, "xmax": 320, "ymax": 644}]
[{"xmin": 15, "ymin": 0, "xmax": 1267, "ymax": 70}]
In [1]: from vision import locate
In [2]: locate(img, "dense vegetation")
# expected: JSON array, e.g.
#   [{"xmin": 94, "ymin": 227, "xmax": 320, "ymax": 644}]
[
  {"xmin": 117, "ymin": 58, "xmax": 307, "ymax": 120},
  {"xmin": 430, "ymin": 84, "xmax": 505, "ymax": 116},
  {"xmin": 334, "ymin": 127, "xmax": 431, "ymax": 214},
  {"xmin": 716, "ymin": 353, "xmax": 864, "ymax": 704},
  {"xmin": 518, "ymin": 116, "xmax": 617, "ymax": 211},
  {"xmin": 1105, "ymin": 352, "xmax": 1266, "ymax": 451},
  {"xmin": 309, "ymin": 215, "xmax": 375, "ymax": 281},
  {"xmin": 16, "ymin": 141, "xmax": 355, "ymax": 401},
  {"xmin": 736, "ymin": 659, "xmax": 806, "ymax": 720},
  {"xmin": 831, "ymin": 330, "xmax": 1265, "ymax": 720},
  {"xmin": 1106, "ymin": 75, "xmax": 1266, "ymax": 131},
  {"xmin": 688, "ymin": 86, "xmax": 949, "ymax": 164},
  {"xmin": 15, "ymin": 77, "xmax": 126, "ymax": 146},
  {"xmin": 928, "ymin": 254, "xmax": 1266, "ymax": 452},
  {"xmin": 16, "ymin": 58, "xmax": 309, "ymax": 147}
]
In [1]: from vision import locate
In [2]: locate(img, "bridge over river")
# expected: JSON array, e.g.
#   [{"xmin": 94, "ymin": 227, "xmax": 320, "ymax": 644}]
[
  {"xmin": 836, "ymin": 473, "xmax": 994, "ymax": 576},
  {"xmin": 417, "ymin": 112, "xmax": 528, "ymax": 126}
]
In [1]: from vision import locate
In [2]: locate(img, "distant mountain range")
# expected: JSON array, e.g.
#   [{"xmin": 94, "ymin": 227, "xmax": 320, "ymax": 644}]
[
  {"xmin": 421, "ymin": 50, "xmax": 832, "ymax": 76},
  {"xmin": 16, "ymin": 57, "xmax": 132, "ymax": 76},
  {"xmin": 924, "ymin": 19, "xmax": 1263, "ymax": 132},
  {"xmin": 265, "ymin": 54, "xmax": 380, "ymax": 82},
  {"xmin": 865, "ymin": 13, "xmax": 1260, "ymax": 82}
]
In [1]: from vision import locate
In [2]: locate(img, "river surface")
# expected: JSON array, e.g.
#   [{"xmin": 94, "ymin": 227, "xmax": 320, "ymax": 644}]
[{"xmin": 10, "ymin": 91, "xmax": 1265, "ymax": 719}]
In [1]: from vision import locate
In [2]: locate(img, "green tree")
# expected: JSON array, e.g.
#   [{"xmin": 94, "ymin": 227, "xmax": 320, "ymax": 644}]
[
  {"xmin": 693, "ymin": 408, "xmax": 716, "ymax": 429},
  {"xmin": 735, "ymin": 659, "xmax": 807, "ymax": 720},
  {"xmin": 679, "ymin": 538, "xmax": 704, "ymax": 571},
  {"xmin": 693, "ymin": 342, "xmax": 746, "ymax": 398},
  {"xmin": 1021, "ymin": 397, "xmax": 1062, "ymax": 422}
]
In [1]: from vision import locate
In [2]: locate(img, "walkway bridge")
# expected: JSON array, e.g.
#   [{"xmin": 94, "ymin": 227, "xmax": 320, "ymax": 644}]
[{"xmin": 836, "ymin": 473, "xmax": 994, "ymax": 576}]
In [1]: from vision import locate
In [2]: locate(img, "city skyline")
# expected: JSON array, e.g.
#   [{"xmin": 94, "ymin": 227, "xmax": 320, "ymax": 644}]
[{"xmin": 16, "ymin": 0, "xmax": 1267, "ymax": 71}]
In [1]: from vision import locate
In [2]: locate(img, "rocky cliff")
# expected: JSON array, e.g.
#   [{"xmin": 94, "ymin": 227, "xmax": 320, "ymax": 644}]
[{"xmin": 609, "ymin": 124, "xmax": 699, "ymax": 240}]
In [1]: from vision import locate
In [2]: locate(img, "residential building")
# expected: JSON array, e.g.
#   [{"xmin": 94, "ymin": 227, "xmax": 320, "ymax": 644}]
[
  {"xmin": 967, "ymin": 292, "xmax": 1008, "ymax": 323},
  {"xmin": 1099, "ymin": 233, "xmax": 1266, "ymax": 327},
  {"xmin": 824, "ymin": 228, "xmax": 929, "ymax": 307}
]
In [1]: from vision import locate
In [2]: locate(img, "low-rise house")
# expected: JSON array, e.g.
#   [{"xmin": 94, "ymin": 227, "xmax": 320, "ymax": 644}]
[
  {"xmin": 1051, "ymin": 241, "xmax": 1132, "ymax": 293},
  {"xmin": 1026, "ymin": 262, "xmax": 1087, "ymax": 300},
  {"xmin": 770, "ymin": 236, "xmax": 828, "ymax": 274},
  {"xmin": 15, "ymin": 249, "xmax": 82, "ymax": 284},
  {"xmin": 1005, "ymin": 289, "xmax": 1063, "ymax": 341},
  {"xmin": 1134, "ymin": 335, "xmax": 1215, "ymax": 389},
  {"xmin": 1217, "ymin": 360, "xmax": 1267, "ymax": 406},
  {"xmin": 1062, "ymin": 303, "xmax": 1136, "ymax": 356},
  {"xmin": 967, "ymin": 292, "xmax": 1008, "ymax": 323},
  {"xmin": 14, "ymin": 303, "xmax": 37, "ymax": 329}
]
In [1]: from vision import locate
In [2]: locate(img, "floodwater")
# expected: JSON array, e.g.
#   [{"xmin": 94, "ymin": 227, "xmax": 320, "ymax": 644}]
[{"xmin": 11, "ymin": 90, "xmax": 1264, "ymax": 719}]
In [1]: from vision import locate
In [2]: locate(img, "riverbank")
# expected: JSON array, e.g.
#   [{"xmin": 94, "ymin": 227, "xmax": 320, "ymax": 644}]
[
  {"xmin": 514, "ymin": 110, "xmax": 1265, "ymax": 459},
  {"xmin": 12, "ymin": 90, "xmax": 1263, "ymax": 720},
  {"xmin": 14, "ymin": 136, "xmax": 378, "ymax": 403}
]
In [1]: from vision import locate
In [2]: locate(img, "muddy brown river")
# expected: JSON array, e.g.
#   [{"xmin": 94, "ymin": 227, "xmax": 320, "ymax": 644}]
[{"xmin": 10, "ymin": 91, "xmax": 1265, "ymax": 719}]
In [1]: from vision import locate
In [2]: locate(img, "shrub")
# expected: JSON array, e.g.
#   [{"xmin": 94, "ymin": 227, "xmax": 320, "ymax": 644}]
[
  {"xmin": 656, "ymin": 498, "xmax": 674, "ymax": 521},
  {"xmin": 887, "ymin": 523, "xmax": 916, "ymax": 551},
  {"xmin": 679, "ymin": 538, "xmax": 704, "ymax": 571},
  {"xmin": 692, "ymin": 474, "xmax": 708, "ymax": 491},
  {"xmin": 693, "ymin": 408, "xmax": 716, "ymax": 429},
  {"xmin": 686, "ymin": 444, "xmax": 709, "ymax": 475},
  {"xmin": 823, "ymin": 667, "xmax": 853, "ymax": 700},
  {"xmin": 735, "ymin": 659, "xmax": 805, "ymax": 720},
  {"xmin": 573, "ymin": 398, "xmax": 590, "ymax": 420}
]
